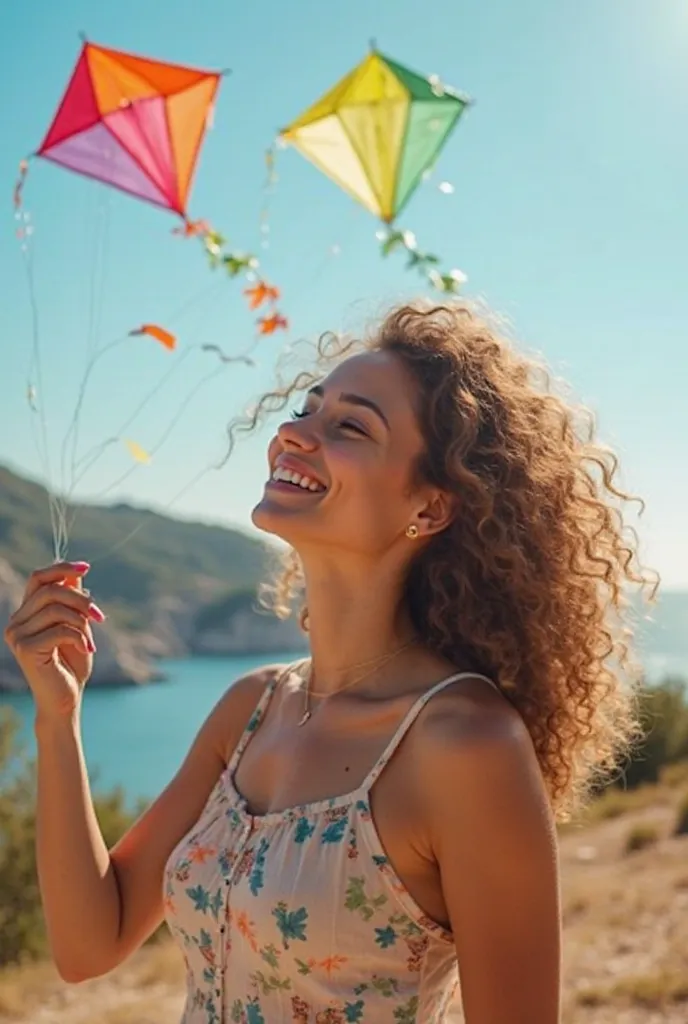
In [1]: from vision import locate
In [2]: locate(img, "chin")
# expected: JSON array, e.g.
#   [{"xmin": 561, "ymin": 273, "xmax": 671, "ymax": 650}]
[
  {"xmin": 250, "ymin": 498, "xmax": 277, "ymax": 536},
  {"xmin": 250, "ymin": 494, "xmax": 307, "ymax": 542}
]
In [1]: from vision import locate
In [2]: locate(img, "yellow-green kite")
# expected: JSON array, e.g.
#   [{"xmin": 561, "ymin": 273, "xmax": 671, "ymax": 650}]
[{"xmin": 280, "ymin": 46, "xmax": 470, "ymax": 225}]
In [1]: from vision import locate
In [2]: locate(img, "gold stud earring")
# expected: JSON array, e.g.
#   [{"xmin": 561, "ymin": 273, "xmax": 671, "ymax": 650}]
[{"xmin": 405, "ymin": 524, "xmax": 419, "ymax": 539}]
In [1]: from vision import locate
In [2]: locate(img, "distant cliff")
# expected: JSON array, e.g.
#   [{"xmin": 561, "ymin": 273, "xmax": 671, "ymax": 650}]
[
  {"xmin": 0, "ymin": 556, "xmax": 307, "ymax": 692},
  {"xmin": 3, "ymin": 464, "xmax": 685, "ymax": 692},
  {"xmin": 0, "ymin": 557, "xmax": 162, "ymax": 690},
  {"xmin": 189, "ymin": 588, "xmax": 306, "ymax": 656},
  {"xmin": 0, "ymin": 464, "xmax": 306, "ymax": 692}
]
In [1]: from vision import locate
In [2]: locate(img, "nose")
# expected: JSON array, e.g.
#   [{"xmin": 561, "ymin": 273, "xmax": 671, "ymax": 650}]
[{"xmin": 276, "ymin": 415, "xmax": 319, "ymax": 452}]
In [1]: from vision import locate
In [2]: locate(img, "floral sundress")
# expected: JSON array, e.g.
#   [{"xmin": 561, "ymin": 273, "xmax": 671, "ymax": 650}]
[{"xmin": 163, "ymin": 669, "xmax": 496, "ymax": 1022}]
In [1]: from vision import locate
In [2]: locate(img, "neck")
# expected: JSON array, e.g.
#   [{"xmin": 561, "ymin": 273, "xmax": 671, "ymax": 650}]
[{"xmin": 298, "ymin": 549, "xmax": 416, "ymax": 694}]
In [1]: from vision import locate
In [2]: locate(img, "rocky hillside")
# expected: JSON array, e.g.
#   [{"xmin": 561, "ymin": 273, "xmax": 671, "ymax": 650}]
[
  {"xmin": 2, "ymin": 462, "xmax": 687, "ymax": 692},
  {"xmin": 0, "ymin": 464, "xmax": 306, "ymax": 690}
]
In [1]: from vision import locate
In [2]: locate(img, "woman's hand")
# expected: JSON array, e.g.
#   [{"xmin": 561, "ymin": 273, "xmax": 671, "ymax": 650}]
[{"xmin": 3, "ymin": 560, "xmax": 105, "ymax": 719}]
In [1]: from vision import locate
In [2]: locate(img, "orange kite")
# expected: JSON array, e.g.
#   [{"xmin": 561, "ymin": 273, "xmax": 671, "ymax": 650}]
[{"xmin": 36, "ymin": 40, "xmax": 223, "ymax": 220}]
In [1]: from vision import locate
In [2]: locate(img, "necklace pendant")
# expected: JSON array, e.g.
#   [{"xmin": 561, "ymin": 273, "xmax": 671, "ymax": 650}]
[{"xmin": 297, "ymin": 708, "xmax": 311, "ymax": 727}]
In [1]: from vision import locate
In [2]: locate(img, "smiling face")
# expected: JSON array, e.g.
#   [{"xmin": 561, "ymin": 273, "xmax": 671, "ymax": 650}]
[{"xmin": 251, "ymin": 350, "xmax": 451, "ymax": 557}]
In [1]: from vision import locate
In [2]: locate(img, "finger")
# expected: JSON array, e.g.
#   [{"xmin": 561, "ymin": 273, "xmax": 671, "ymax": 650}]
[
  {"xmin": 9, "ymin": 603, "xmax": 91, "ymax": 647},
  {"xmin": 13, "ymin": 583, "xmax": 91, "ymax": 626},
  {"xmin": 84, "ymin": 618, "xmax": 95, "ymax": 652},
  {"xmin": 23, "ymin": 561, "xmax": 91, "ymax": 601},
  {"xmin": 12, "ymin": 623, "xmax": 92, "ymax": 658},
  {"xmin": 11, "ymin": 583, "xmax": 103, "ymax": 631}
]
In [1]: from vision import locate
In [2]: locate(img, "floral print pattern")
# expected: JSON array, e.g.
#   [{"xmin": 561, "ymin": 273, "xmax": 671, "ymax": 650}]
[{"xmin": 163, "ymin": 670, "xmax": 495, "ymax": 1021}]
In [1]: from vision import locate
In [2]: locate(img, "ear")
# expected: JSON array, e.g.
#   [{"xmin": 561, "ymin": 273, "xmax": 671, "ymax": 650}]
[{"xmin": 415, "ymin": 489, "xmax": 457, "ymax": 538}]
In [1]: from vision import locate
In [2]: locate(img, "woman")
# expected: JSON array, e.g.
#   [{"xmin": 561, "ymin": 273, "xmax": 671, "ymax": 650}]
[{"xmin": 5, "ymin": 301, "xmax": 654, "ymax": 1023}]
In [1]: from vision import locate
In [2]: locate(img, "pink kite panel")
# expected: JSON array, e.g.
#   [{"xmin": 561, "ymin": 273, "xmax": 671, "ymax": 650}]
[
  {"xmin": 105, "ymin": 96, "xmax": 178, "ymax": 211},
  {"xmin": 40, "ymin": 121, "xmax": 171, "ymax": 209}
]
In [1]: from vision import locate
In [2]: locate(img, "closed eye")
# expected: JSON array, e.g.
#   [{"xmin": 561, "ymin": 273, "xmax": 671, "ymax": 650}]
[
  {"xmin": 290, "ymin": 408, "xmax": 368, "ymax": 437},
  {"xmin": 338, "ymin": 420, "xmax": 368, "ymax": 436}
]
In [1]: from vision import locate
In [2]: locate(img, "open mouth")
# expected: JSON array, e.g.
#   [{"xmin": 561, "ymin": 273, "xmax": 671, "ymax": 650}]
[{"xmin": 269, "ymin": 466, "xmax": 326, "ymax": 493}]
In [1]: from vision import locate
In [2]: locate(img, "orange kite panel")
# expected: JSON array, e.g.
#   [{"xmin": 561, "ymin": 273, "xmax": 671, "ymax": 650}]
[
  {"xmin": 90, "ymin": 43, "xmax": 215, "ymax": 99},
  {"xmin": 167, "ymin": 76, "xmax": 221, "ymax": 211}
]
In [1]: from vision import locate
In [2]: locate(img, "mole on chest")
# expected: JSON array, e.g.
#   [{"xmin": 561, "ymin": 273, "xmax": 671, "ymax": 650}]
[{"xmin": 236, "ymin": 733, "xmax": 376, "ymax": 811}]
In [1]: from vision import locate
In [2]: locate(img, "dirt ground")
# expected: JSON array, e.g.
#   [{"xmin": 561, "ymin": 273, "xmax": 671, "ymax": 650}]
[{"xmin": 1, "ymin": 788, "xmax": 686, "ymax": 1023}]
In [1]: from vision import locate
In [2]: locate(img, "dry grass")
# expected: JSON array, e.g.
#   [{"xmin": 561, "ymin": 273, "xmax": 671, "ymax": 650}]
[
  {"xmin": 0, "ymin": 961, "xmax": 63, "ymax": 1018},
  {"xmin": 559, "ymin": 776, "xmax": 688, "ymax": 1024},
  {"xmin": 1, "ymin": 775, "xmax": 687, "ymax": 1024},
  {"xmin": 660, "ymin": 761, "xmax": 688, "ymax": 789},
  {"xmin": 0, "ymin": 943, "xmax": 185, "ymax": 1024}
]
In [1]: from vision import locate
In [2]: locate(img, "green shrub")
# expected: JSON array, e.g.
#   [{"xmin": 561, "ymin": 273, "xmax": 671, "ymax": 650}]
[
  {"xmin": 623, "ymin": 822, "xmax": 660, "ymax": 854},
  {"xmin": 674, "ymin": 791, "xmax": 688, "ymax": 837},
  {"xmin": 615, "ymin": 678, "xmax": 688, "ymax": 790}
]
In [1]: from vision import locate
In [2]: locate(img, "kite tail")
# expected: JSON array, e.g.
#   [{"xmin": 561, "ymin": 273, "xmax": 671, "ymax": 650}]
[
  {"xmin": 13, "ymin": 159, "xmax": 29, "ymax": 213},
  {"xmin": 378, "ymin": 224, "xmax": 468, "ymax": 295}
]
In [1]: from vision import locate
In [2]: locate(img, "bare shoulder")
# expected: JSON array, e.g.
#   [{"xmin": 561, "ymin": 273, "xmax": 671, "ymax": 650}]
[
  {"xmin": 418, "ymin": 674, "xmax": 532, "ymax": 757},
  {"xmin": 413, "ymin": 676, "xmax": 555, "ymax": 848}
]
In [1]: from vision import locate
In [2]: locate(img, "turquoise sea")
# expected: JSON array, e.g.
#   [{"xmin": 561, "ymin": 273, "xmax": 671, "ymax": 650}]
[
  {"xmin": 1, "ymin": 653, "xmax": 301, "ymax": 807},
  {"xmin": 1, "ymin": 631, "xmax": 687, "ymax": 807}
]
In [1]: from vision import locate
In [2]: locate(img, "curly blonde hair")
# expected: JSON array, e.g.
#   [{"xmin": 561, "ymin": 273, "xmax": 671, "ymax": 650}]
[{"xmin": 230, "ymin": 300, "xmax": 657, "ymax": 820}]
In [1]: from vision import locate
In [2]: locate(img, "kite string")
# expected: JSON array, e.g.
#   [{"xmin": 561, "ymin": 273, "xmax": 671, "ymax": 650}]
[
  {"xmin": 85, "ymin": 205, "xmax": 361, "ymax": 561},
  {"xmin": 63, "ymin": 187, "xmax": 112, "ymax": 528},
  {"xmin": 69, "ymin": 263, "xmax": 230, "ymax": 478},
  {"xmin": 68, "ymin": 345, "xmax": 197, "ymax": 487},
  {"xmin": 16, "ymin": 212, "xmax": 66, "ymax": 561},
  {"xmin": 17, "ymin": 51, "xmax": 252, "ymax": 560},
  {"xmin": 58, "ymin": 250, "xmax": 232, "ymax": 541},
  {"xmin": 28, "ymin": 159, "xmax": 351, "ymax": 564},
  {"xmin": 62, "ymin": 272, "xmax": 251, "ymax": 541},
  {"xmin": 45, "ymin": 40, "xmax": 199, "ymax": 554},
  {"xmin": 60, "ymin": 259, "xmax": 236, "ymax": 489},
  {"xmin": 87, "ymin": 335, "xmax": 322, "ymax": 566},
  {"xmin": 17, "ymin": 176, "xmax": 115, "ymax": 560},
  {"xmin": 88, "ymin": 360, "xmax": 229, "ymax": 507},
  {"xmin": 60, "ymin": 335, "xmax": 129, "ymax": 472},
  {"xmin": 21, "ymin": 118, "xmax": 360, "ymax": 563}
]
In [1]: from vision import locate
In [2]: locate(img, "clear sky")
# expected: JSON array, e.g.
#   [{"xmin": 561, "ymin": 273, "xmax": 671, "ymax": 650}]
[{"xmin": 1, "ymin": 0, "xmax": 686, "ymax": 586}]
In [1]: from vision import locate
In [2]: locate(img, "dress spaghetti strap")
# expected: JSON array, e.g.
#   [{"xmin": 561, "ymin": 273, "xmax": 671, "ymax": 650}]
[{"xmin": 363, "ymin": 671, "xmax": 499, "ymax": 790}]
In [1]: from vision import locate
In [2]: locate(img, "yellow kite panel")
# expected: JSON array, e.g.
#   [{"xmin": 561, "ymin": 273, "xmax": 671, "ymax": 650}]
[{"xmin": 288, "ymin": 115, "xmax": 381, "ymax": 218}]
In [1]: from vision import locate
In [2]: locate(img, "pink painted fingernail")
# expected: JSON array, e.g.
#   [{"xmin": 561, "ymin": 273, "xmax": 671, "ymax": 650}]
[
  {"xmin": 88, "ymin": 603, "xmax": 106, "ymax": 622},
  {"xmin": 73, "ymin": 561, "xmax": 91, "ymax": 572},
  {"xmin": 87, "ymin": 638, "xmax": 96, "ymax": 653}
]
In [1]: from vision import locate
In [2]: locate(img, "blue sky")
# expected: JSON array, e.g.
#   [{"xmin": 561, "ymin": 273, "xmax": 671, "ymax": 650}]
[{"xmin": 0, "ymin": 0, "xmax": 686, "ymax": 586}]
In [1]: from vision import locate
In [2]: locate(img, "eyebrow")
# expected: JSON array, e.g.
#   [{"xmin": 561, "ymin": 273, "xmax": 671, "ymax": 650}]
[{"xmin": 309, "ymin": 384, "xmax": 390, "ymax": 430}]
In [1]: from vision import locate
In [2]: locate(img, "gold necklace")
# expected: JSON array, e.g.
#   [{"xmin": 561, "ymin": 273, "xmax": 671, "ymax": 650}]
[{"xmin": 297, "ymin": 640, "xmax": 414, "ymax": 727}]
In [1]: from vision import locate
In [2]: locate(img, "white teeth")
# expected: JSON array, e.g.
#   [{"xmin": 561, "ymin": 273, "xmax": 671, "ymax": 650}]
[{"xmin": 271, "ymin": 465, "xmax": 325, "ymax": 492}]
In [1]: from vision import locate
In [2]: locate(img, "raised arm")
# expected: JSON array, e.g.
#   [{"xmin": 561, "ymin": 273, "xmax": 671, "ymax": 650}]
[
  {"xmin": 4, "ymin": 561, "xmax": 273, "ymax": 983},
  {"xmin": 422, "ymin": 691, "xmax": 561, "ymax": 1024}
]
